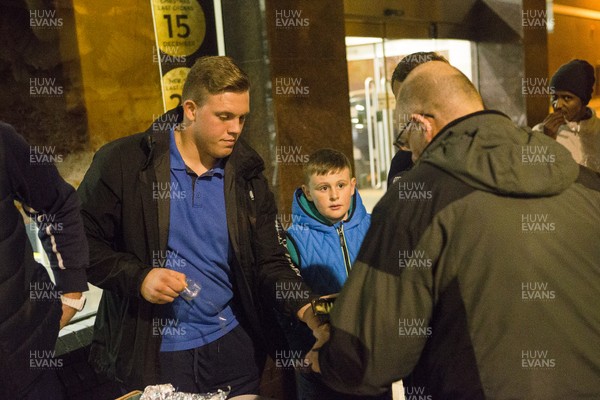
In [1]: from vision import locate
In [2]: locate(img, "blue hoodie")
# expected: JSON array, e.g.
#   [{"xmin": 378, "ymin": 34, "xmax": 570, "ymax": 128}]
[{"xmin": 286, "ymin": 187, "xmax": 371, "ymax": 295}]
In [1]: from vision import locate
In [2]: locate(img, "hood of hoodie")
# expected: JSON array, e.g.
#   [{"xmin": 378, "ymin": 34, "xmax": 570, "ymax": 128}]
[
  {"xmin": 291, "ymin": 187, "xmax": 369, "ymax": 233},
  {"xmin": 418, "ymin": 110, "xmax": 579, "ymax": 197}
]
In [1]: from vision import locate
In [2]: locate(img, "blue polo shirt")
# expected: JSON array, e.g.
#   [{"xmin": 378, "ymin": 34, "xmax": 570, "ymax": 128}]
[{"xmin": 160, "ymin": 130, "xmax": 239, "ymax": 352}]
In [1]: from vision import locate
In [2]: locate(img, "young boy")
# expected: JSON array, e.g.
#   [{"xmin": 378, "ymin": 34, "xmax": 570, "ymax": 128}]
[
  {"xmin": 284, "ymin": 149, "xmax": 378, "ymax": 399},
  {"xmin": 286, "ymin": 148, "xmax": 370, "ymax": 296}
]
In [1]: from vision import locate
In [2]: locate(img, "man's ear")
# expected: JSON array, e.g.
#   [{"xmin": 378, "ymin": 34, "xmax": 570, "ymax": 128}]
[
  {"xmin": 350, "ymin": 177, "xmax": 356, "ymax": 195},
  {"xmin": 182, "ymin": 99, "xmax": 197, "ymax": 122},
  {"xmin": 301, "ymin": 184, "xmax": 313, "ymax": 201},
  {"xmin": 421, "ymin": 116, "xmax": 435, "ymax": 142}
]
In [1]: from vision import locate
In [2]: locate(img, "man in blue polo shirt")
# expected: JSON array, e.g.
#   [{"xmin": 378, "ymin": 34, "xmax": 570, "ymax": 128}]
[
  {"xmin": 157, "ymin": 130, "xmax": 248, "ymax": 390},
  {"xmin": 79, "ymin": 56, "xmax": 320, "ymax": 395},
  {"xmin": 160, "ymin": 144, "xmax": 235, "ymax": 349}
]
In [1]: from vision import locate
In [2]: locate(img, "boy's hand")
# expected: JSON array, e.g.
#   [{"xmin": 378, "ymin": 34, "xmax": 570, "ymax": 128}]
[
  {"xmin": 298, "ymin": 296, "xmax": 338, "ymax": 373},
  {"xmin": 297, "ymin": 303, "xmax": 321, "ymax": 331}
]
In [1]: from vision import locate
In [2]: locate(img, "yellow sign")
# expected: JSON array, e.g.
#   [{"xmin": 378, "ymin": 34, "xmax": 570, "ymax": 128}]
[
  {"xmin": 162, "ymin": 67, "xmax": 190, "ymax": 109},
  {"xmin": 152, "ymin": 0, "xmax": 205, "ymax": 57}
]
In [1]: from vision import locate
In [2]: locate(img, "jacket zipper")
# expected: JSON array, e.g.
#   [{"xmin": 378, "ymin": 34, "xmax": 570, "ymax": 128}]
[{"xmin": 337, "ymin": 224, "xmax": 352, "ymax": 276}]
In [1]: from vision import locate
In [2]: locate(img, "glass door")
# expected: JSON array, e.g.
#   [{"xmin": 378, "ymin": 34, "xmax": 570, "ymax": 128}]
[
  {"xmin": 347, "ymin": 38, "xmax": 393, "ymax": 194},
  {"xmin": 346, "ymin": 37, "xmax": 477, "ymax": 211}
]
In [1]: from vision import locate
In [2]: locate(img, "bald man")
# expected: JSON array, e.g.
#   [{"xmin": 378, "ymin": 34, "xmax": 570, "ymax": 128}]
[
  {"xmin": 387, "ymin": 52, "xmax": 448, "ymax": 186},
  {"xmin": 307, "ymin": 62, "xmax": 600, "ymax": 398},
  {"xmin": 394, "ymin": 61, "xmax": 484, "ymax": 162}
]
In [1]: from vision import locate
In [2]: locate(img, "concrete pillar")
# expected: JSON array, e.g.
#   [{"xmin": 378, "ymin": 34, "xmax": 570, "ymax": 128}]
[
  {"xmin": 221, "ymin": 1, "xmax": 353, "ymax": 397},
  {"xmin": 522, "ymin": 0, "xmax": 551, "ymax": 126},
  {"xmin": 474, "ymin": 0, "xmax": 549, "ymax": 127}
]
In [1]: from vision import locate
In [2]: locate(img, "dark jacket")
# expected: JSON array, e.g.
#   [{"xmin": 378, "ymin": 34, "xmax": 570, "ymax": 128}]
[
  {"xmin": 387, "ymin": 149, "xmax": 413, "ymax": 187},
  {"xmin": 319, "ymin": 111, "xmax": 600, "ymax": 398},
  {"xmin": 77, "ymin": 107, "xmax": 315, "ymax": 389},
  {"xmin": 0, "ymin": 122, "xmax": 88, "ymax": 398}
]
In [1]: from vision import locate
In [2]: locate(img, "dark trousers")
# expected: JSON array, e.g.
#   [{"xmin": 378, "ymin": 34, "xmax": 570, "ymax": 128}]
[
  {"xmin": 20, "ymin": 370, "xmax": 65, "ymax": 400},
  {"xmin": 158, "ymin": 324, "xmax": 262, "ymax": 396},
  {"xmin": 296, "ymin": 370, "xmax": 391, "ymax": 400}
]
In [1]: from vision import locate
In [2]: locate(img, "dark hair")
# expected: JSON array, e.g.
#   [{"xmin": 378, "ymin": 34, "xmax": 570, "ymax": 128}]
[
  {"xmin": 391, "ymin": 52, "xmax": 449, "ymax": 87},
  {"xmin": 182, "ymin": 56, "xmax": 250, "ymax": 106},
  {"xmin": 303, "ymin": 149, "xmax": 353, "ymax": 184}
]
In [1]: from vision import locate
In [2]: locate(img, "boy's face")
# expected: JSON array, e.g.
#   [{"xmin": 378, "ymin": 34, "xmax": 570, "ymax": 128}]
[{"xmin": 302, "ymin": 167, "xmax": 356, "ymax": 224}]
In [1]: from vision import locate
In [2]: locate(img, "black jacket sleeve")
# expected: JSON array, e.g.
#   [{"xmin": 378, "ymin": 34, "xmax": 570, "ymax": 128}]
[
  {"xmin": 1, "ymin": 121, "xmax": 88, "ymax": 293},
  {"xmin": 250, "ymin": 174, "xmax": 318, "ymax": 317},
  {"xmin": 77, "ymin": 142, "xmax": 151, "ymax": 297}
]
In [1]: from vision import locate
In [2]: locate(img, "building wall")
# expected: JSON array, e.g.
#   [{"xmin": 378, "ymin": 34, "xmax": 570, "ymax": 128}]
[
  {"xmin": 549, "ymin": 1, "xmax": 600, "ymax": 112},
  {"xmin": 70, "ymin": 1, "xmax": 163, "ymax": 149}
]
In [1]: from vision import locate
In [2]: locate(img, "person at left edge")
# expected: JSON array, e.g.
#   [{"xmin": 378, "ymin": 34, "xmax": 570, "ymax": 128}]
[
  {"xmin": 77, "ymin": 56, "xmax": 320, "ymax": 395},
  {"xmin": 0, "ymin": 121, "xmax": 89, "ymax": 400}
]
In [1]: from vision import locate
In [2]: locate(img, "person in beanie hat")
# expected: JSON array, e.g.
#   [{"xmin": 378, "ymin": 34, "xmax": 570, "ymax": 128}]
[
  {"xmin": 551, "ymin": 59, "xmax": 595, "ymax": 105},
  {"xmin": 533, "ymin": 59, "xmax": 600, "ymax": 173}
]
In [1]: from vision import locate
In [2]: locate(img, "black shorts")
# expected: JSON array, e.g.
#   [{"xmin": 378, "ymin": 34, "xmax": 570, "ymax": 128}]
[{"xmin": 158, "ymin": 324, "xmax": 262, "ymax": 396}]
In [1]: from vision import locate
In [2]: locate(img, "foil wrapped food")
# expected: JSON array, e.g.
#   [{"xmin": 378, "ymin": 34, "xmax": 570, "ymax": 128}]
[{"xmin": 140, "ymin": 384, "xmax": 230, "ymax": 400}]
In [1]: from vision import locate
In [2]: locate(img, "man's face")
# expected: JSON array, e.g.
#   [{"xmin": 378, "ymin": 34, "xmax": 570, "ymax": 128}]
[
  {"xmin": 302, "ymin": 167, "xmax": 356, "ymax": 224},
  {"xmin": 185, "ymin": 91, "xmax": 250, "ymax": 159},
  {"xmin": 552, "ymin": 90, "xmax": 586, "ymax": 122}
]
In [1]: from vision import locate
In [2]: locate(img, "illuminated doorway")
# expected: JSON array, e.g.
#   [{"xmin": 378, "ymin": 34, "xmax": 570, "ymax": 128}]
[{"xmin": 346, "ymin": 37, "xmax": 477, "ymax": 210}]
